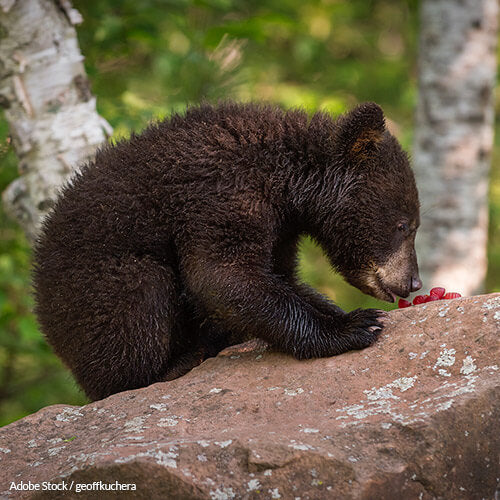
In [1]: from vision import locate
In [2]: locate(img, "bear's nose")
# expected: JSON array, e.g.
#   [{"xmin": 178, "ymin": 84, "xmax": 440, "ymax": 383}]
[{"xmin": 410, "ymin": 276, "xmax": 422, "ymax": 292}]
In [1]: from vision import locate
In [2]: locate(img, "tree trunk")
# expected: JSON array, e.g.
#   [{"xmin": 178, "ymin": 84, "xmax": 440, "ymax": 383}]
[
  {"xmin": 413, "ymin": 0, "xmax": 498, "ymax": 295},
  {"xmin": 0, "ymin": 0, "xmax": 112, "ymax": 241}
]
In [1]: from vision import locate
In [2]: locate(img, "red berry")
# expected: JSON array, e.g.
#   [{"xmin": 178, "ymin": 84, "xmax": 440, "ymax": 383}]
[
  {"xmin": 443, "ymin": 292, "xmax": 462, "ymax": 299},
  {"xmin": 413, "ymin": 295, "xmax": 427, "ymax": 305},
  {"xmin": 398, "ymin": 299, "xmax": 412, "ymax": 308},
  {"xmin": 426, "ymin": 294, "xmax": 440, "ymax": 302},
  {"xmin": 430, "ymin": 287, "xmax": 446, "ymax": 299}
]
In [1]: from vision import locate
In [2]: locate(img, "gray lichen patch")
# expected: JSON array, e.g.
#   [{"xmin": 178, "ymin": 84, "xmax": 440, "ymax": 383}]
[
  {"xmin": 55, "ymin": 407, "xmax": 84, "ymax": 422},
  {"xmin": 482, "ymin": 296, "xmax": 500, "ymax": 310},
  {"xmin": 460, "ymin": 356, "xmax": 477, "ymax": 375}
]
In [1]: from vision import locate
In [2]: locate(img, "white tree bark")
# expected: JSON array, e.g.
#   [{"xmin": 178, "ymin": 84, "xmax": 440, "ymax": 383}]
[
  {"xmin": 0, "ymin": 0, "xmax": 112, "ymax": 241},
  {"xmin": 413, "ymin": 0, "xmax": 498, "ymax": 296}
]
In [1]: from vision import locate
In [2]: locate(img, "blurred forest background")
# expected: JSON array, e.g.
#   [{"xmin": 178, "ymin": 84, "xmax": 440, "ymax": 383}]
[{"xmin": 0, "ymin": 0, "xmax": 499, "ymax": 425}]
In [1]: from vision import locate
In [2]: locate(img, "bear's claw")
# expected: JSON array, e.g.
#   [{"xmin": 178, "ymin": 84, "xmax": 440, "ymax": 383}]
[{"xmin": 339, "ymin": 308, "xmax": 385, "ymax": 350}]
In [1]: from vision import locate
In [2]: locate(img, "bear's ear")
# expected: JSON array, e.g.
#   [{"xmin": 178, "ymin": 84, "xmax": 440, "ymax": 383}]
[{"xmin": 334, "ymin": 102, "xmax": 386, "ymax": 160}]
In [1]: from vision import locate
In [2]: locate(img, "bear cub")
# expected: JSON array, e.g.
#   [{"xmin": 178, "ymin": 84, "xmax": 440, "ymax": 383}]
[{"xmin": 33, "ymin": 102, "xmax": 421, "ymax": 401}]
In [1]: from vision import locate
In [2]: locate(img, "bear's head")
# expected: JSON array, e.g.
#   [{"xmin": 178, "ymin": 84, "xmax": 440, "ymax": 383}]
[{"xmin": 310, "ymin": 103, "xmax": 422, "ymax": 302}]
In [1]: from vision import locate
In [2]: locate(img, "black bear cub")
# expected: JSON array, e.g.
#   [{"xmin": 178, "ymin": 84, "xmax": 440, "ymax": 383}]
[{"xmin": 34, "ymin": 102, "xmax": 421, "ymax": 401}]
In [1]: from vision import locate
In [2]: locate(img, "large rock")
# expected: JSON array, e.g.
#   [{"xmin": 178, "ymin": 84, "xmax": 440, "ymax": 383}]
[{"xmin": 1, "ymin": 293, "xmax": 499, "ymax": 500}]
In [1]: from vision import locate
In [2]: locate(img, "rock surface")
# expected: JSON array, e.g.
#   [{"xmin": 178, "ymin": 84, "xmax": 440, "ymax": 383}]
[{"xmin": 1, "ymin": 293, "xmax": 499, "ymax": 500}]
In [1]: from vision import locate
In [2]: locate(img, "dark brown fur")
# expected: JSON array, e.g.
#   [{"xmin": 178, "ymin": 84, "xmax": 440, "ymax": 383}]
[{"xmin": 33, "ymin": 102, "xmax": 421, "ymax": 401}]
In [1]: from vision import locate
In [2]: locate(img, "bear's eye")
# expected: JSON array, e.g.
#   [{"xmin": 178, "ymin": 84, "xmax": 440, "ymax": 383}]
[{"xmin": 397, "ymin": 222, "xmax": 409, "ymax": 233}]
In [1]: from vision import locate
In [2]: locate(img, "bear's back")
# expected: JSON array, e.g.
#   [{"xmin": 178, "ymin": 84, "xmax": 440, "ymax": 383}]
[{"xmin": 37, "ymin": 103, "xmax": 310, "ymax": 259}]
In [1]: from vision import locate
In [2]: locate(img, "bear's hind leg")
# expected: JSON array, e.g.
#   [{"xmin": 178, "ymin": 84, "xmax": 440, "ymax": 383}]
[{"xmin": 45, "ymin": 255, "xmax": 187, "ymax": 400}]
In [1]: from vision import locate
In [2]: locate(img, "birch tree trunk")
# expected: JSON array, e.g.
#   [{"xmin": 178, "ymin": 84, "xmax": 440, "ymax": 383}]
[
  {"xmin": 0, "ymin": 0, "xmax": 112, "ymax": 241},
  {"xmin": 413, "ymin": 0, "xmax": 498, "ymax": 296}
]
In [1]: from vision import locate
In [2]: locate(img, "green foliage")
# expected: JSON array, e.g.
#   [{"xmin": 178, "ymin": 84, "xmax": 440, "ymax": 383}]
[
  {"xmin": 0, "ymin": 0, "xmax": 498, "ymax": 425},
  {"xmin": 74, "ymin": 0, "xmax": 419, "ymax": 132},
  {"xmin": 487, "ymin": 136, "xmax": 500, "ymax": 293}
]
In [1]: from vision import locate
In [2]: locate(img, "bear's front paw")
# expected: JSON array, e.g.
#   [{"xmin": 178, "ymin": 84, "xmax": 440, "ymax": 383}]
[
  {"xmin": 339, "ymin": 308, "xmax": 386, "ymax": 350},
  {"xmin": 291, "ymin": 308, "xmax": 386, "ymax": 360}
]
